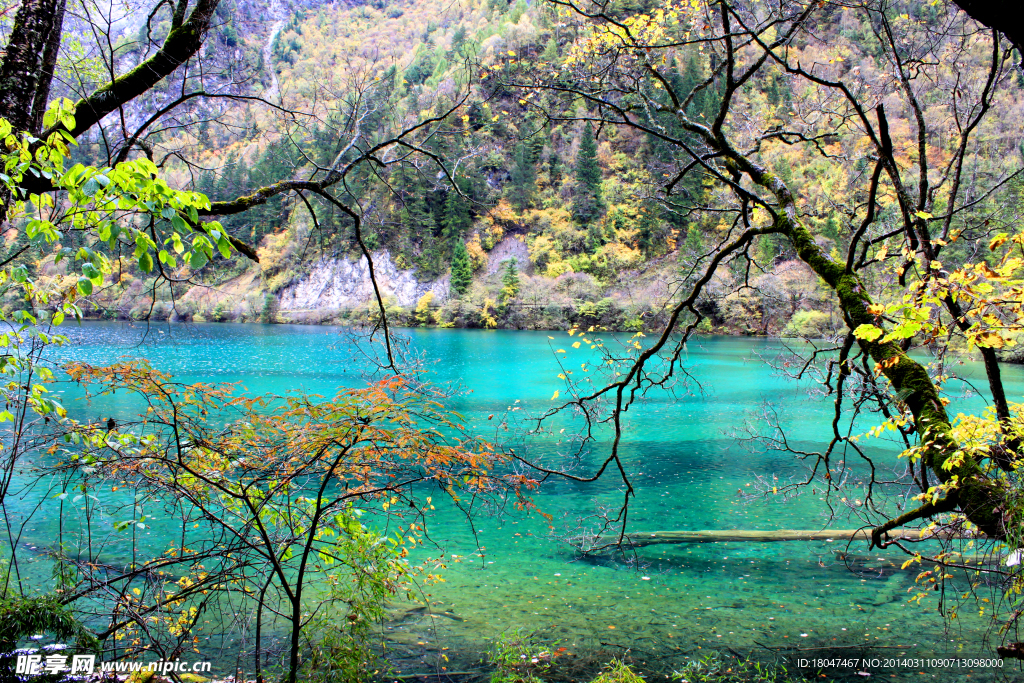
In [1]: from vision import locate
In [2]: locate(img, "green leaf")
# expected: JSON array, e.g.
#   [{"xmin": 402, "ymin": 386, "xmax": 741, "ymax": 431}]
[
  {"xmin": 65, "ymin": 163, "xmax": 86, "ymax": 184},
  {"xmin": 77, "ymin": 278, "xmax": 93, "ymax": 295},
  {"xmin": 158, "ymin": 249, "xmax": 176, "ymax": 268},
  {"xmin": 138, "ymin": 252, "xmax": 153, "ymax": 273},
  {"xmin": 171, "ymin": 214, "xmax": 189, "ymax": 233},
  {"xmin": 853, "ymin": 324, "xmax": 883, "ymax": 342},
  {"xmin": 188, "ymin": 250, "xmax": 208, "ymax": 270},
  {"xmin": 134, "ymin": 231, "xmax": 154, "ymax": 258},
  {"xmin": 886, "ymin": 321, "xmax": 922, "ymax": 340}
]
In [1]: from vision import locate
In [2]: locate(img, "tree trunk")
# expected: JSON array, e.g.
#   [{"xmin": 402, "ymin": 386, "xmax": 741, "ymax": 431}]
[
  {"xmin": 28, "ymin": 0, "xmax": 67, "ymax": 135},
  {"xmin": 0, "ymin": 0, "xmax": 60, "ymax": 132},
  {"xmin": 594, "ymin": 527, "xmax": 964, "ymax": 547}
]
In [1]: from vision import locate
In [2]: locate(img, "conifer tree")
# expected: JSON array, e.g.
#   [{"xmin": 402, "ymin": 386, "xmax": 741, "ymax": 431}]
[
  {"xmin": 441, "ymin": 184, "xmax": 472, "ymax": 244},
  {"xmin": 500, "ymin": 258, "xmax": 521, "ymax": 303},
  {"xmin": 450, "ymin": 241, "xmax": 473, "ymax": 296},
  {"xmin": 395, "ymin": 167, "xmax": 432, "ymax": 235},
  {"xmin": 636, "ymin": 203, "xmax": 667, "ymax": 256},
  {"xmin": 509, "ymin": 142, "xmax": 535, "ymax": 211},
  {"xmin": 450, "ymin": 26, "xmax": 467, "ymax": 57},
  {"xmin": 572, "ymin": 123, "xmax": 604, "ymax": 225},
  {"xmin": 585, "ymin": 221, "xmax": 605, "ymax": 253}
]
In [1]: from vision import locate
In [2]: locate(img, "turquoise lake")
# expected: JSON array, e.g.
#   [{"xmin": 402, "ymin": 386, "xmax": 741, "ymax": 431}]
[{"xmin": 15, "ymin": 322, "xmax": 1024, "ymax": 681}]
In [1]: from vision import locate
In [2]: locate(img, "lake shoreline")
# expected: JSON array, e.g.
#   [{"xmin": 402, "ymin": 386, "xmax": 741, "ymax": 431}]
[{"xmin": 74, "ymin": 306, "xmax": 790, "ymax": 339}]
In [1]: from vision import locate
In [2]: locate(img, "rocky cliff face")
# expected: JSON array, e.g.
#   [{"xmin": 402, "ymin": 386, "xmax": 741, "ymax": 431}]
[{"xmin": 277, "ymin": 251, "xmax": 449, "ymax": 313}]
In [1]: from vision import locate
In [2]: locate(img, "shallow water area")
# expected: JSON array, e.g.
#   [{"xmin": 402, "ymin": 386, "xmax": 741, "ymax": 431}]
[{"xmin": 22, "ymin": 322, "xmax": 1024, "ymax": 681}]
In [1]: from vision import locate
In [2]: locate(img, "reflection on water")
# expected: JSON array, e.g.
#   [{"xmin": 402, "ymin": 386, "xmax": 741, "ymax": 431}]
[{"xmin": 16, "ymin": 322, "xmax": 1024, "ymax": 681}]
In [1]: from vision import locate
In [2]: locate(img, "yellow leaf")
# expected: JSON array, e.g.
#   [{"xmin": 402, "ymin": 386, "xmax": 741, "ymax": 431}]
[
  {"xmin": 551, "ymin": 390, "xmax": 559, "ymax": 401},
  {"xmin": 989, "ymin": 233, "xmax": 1009, "ymax": 250},
  {"xmin": 572, "ymin": 341, "xmax": 581, "ymax": 348},
  {"xmin": 853, "ymin": 324, "xmax": 883, "ymax": 341},
  {"xmin": 975, "ymin": 332, "xmax": 1006, "ymax": 349},
  {"xmin": 977, "ymin": 263, "xmax": 1002, "ymax": 279}
]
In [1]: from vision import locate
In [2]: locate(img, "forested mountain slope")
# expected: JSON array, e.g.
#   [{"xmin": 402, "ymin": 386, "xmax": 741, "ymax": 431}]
[{"xmin": 12, "ymin": 0, "xmax": 1024, "ymax": 336}]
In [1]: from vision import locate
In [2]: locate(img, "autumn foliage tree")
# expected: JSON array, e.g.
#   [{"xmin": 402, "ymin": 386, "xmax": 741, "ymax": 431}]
[
  {"xmin": 61, "ymin": 361, "xmax": 531, "ymax": 682},
  {"xmin": 515, "ymin": 0, "xmax": 1024, "ymax": 656}
]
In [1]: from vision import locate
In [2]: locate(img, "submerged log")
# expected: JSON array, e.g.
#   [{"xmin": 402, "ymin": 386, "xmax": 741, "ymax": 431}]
[{"xmin": 592, "ymin": 528, "xmax": 964, "ymax": 547}]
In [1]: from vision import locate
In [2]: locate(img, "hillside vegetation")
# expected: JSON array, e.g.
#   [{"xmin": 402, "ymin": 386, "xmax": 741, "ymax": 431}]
[{"xmin": 23, "ymin": 0, "xmax": 1024, "ymax": 337}]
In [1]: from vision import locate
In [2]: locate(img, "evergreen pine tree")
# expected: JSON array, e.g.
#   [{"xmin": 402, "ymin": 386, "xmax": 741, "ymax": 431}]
[
  {"xmin": 683, "ymin": 225, "xmax": 703, "ymax": 254},
  {"xmin": 636, "ymin": 203, "xmax": 666, "ymax": 256},
  {"xmin": 450, "ymin": 241, "xmax": 473, "ymax": 296},
  {"xmin": 572, "ymin": 123, "xmax": 604, "ymax": 225},
  {"xmin": 500, "ymin": 258, "xmax": 521, "ymax": 303},
  {"xmin": 396, "ymin": 168, "xmax": 432, "ymax": 235},
  {"xmin": 450, "ymin": 26, "xmax": 467, "ymax": 57},
  {"xmin": 441, "ymin": 184, "xmax": 472, "ymax": 244},
  {"xmin": 526, "ymin": 117, "xmax": 546, "ymax": 161},
  {"xmin": 547, "ymin": 149, "xmax": 562, "ymax": 184},
  {"xmin": 541, "ymin": 37, "xmax": 558, "ymax": 62},
  {"xmin": 392, "ymin": 165, "xmax": 439, "ymax": 272},
  {"xmin": 509, "ymin": 142, "xmax": 536, "ymax": 211},
  {"xmin": 585, "ymin": 221, "xmax": 605, "ymax": 253}
]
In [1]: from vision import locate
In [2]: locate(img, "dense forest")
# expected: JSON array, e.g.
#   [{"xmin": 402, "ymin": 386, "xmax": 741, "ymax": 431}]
[{"xmin": 3, "ymin": 0, "xmax": 1024, "ymax": 681}]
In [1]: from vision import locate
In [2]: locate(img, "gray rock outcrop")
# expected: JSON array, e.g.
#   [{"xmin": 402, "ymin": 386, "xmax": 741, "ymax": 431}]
[{"xmin": 277, "ymin": 251, "xmax": 448, "ymax": 312}]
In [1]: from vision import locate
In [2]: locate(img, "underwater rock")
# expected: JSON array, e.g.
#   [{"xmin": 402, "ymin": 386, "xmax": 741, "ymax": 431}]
[{"xmin": 870, "ymin": 574, "xmax": 905, "ymax": 606}]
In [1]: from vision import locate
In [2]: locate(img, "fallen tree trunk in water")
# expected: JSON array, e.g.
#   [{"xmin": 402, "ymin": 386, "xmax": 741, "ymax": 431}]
[{"xmin": 593, "ymin": 528, "xmax": 967, "ymax": 547}]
